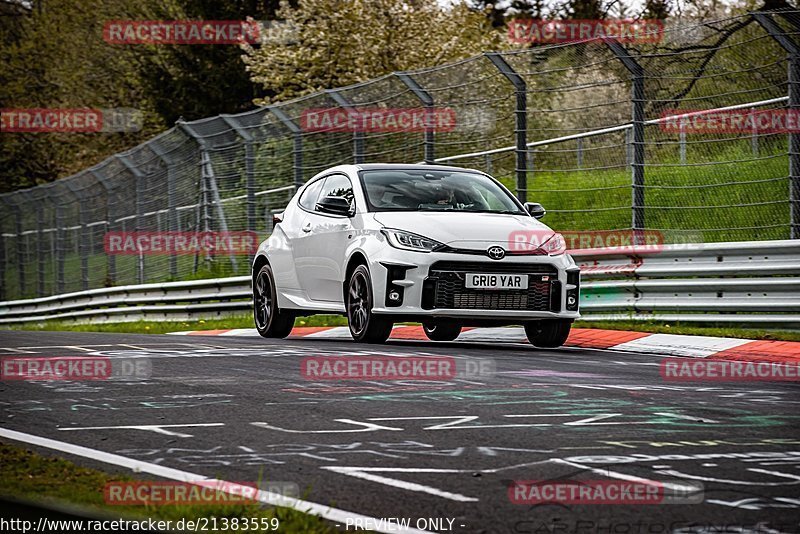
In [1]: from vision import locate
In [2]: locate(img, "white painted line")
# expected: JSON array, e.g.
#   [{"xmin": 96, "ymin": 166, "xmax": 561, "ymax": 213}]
[
  {"xmin": 0, "ymin": 427, "xmax": 432, "ymax": 534},
  {"xmin": 553, "ymin": 458, "xmax": 699, "ymax": 494},
  {"xmin": 59, "ymin": 423, "xmax": 225, "ymax": 438},
  {"xmin": 609, "ymin": 334, "xmax": 753, "ymax": 358},
  {"xmin": 220, "ymin": 328, "xmax": 259, "ymax": 336},
  {"xmin": 322, "ymin": 466, "xmax": 478, "ymax": 502},
  {"xmin": 304, "ymin": 326, "xmax": 352, "ymax": 339},
  {"xmin": 457, "ymin": 327, "xmax": 526, "ymax": 342}
]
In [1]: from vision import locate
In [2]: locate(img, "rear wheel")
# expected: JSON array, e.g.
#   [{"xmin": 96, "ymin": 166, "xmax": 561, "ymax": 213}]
[
  {"xmin": 254, "ymin": 264, "xmax": 294, "ymax": 338},
  {"xmin": 422, "ymin": 322, "xmax": 462, "ymax": 341},
  {"xmin": 524, "ymin": 319, "xmax": 572, "ymax": 348},
  {"xmin": 347, "ymin": 264, "xmax": 393, "ymax": 343}
]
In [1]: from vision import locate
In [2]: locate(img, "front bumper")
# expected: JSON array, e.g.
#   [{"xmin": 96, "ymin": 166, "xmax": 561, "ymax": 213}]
[{"xmin": 369, "ymin": 248, "xmax": 580, "ymax": 320}]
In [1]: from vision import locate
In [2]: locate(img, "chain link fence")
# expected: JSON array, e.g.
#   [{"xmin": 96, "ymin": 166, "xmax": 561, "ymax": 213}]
[{"xmin": 1, "ymin": 10, "xmax": 798, "ymax": 301}]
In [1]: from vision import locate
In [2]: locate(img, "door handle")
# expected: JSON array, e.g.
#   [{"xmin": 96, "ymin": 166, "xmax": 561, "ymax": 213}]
[{"xmin": 302, "ymin": 222, "xmax": 312, "ymax": 233}]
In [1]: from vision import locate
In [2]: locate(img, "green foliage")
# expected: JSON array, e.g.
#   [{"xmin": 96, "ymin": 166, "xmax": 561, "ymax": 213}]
[{"xmin": 242, "ymin": 0, "xmax": 508, "ymax": 104}]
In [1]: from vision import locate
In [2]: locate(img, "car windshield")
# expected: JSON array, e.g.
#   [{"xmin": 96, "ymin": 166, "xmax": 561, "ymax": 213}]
[{"xmin": 360, "ymin": 169, "xmax": 525, "ymax": 214}]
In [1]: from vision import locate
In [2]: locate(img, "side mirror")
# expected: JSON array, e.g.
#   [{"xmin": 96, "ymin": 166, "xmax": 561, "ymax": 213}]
[
  {"xmin": 316, "ymin": 195, "xmax": 353, "ymax": 216},
  {"xmin": 524, "ymin": 202, "xmax": 546, "ymax": 219}
]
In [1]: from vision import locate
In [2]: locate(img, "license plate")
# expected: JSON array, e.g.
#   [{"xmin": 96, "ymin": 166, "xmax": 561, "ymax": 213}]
[{"xmin": 465, "ymin": 273, "xmax": 528, "ymax": 290}]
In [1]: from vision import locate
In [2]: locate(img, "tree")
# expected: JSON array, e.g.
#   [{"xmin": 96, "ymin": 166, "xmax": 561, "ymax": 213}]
[
  {"xmin": 0, "ymin": 0, "xmax": 164, "ymax": 193},
  {"xmin": 242, "ymin": 0, "xmax": 507, "ymax": 104}
]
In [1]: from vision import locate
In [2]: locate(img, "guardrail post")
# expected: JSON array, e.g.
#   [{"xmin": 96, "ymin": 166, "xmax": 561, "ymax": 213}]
[
  {"xmin": 268, "ymin": 107, "xmax": 304, "ymax": 189},
  {"xmin": 90, "ymin": 169, "xmax": 116, "ymax": 285},
  {"xmin": 753, "ymin": 13, "xmax": 800, "ymax": 239},
  {"xmin": 395, "ymin": 73, "xmax": 436, "ymax": 164},
  {"xmin": 116, "ymin": 154, "xmax": 146, "ymax": 283},
  {"xmin": 326, "ymin": 90, "xmax": 365, "ymax": 163},
  {"xmin": 605, "ymin": 39, "xmax": 645, "ymax": 238},
  {"xmin": 485, "ymin": 53, "xmax": 528, "ymax": 202},
  {"xmin": 220, "ymin": 115, "xmax": 257, "ymax": 232}
]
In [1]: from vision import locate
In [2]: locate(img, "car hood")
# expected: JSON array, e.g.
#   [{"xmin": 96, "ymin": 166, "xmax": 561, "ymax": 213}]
[{"xmin": 372, "ymin": 211, "xmax": 554, "ymax": 249}]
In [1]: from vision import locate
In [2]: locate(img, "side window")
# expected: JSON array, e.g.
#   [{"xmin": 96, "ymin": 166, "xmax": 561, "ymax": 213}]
[
  {"xmin": 298, "ymin": 178, "xmax": 325, "ymax": 211},
  {"xmin": 315, "ymin": 174, "xmax": 354, "ymax": 212}
]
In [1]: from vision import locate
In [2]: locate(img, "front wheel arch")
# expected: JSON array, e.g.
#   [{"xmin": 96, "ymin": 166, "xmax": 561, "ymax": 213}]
[{"xmin": 342, "ymin": 251, "xmax": 369, "ymax": 305}]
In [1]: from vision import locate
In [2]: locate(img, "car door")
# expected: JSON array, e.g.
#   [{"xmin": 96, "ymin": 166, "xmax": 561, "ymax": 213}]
[
  {"xmin": 290, "ymin": 177, "xmax": 326, "ymax": 300},
  {"xmin": 303, "ymin": 174, "xmax": 355, "ymax": 303}
]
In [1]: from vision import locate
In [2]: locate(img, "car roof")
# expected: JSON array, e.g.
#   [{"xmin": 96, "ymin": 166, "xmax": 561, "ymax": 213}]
[{"xmin": 353, "ymin": 163, "xmax": 481, "ymax": 173}]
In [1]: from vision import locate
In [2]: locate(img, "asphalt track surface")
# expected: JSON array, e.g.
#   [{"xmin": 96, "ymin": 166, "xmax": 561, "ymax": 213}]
[{"xmin": 0, "ymin": 330, "xmax": 799, "ymax": 534}]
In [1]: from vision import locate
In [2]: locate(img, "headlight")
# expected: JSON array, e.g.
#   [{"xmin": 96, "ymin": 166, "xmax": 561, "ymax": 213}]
[
  {"xmin": 540, "ymin": 232, "xmax": 567, "ymax": 256},
  {"xmin": 381, "ymin": 228, "xmax": 443, "ymax": 252}
]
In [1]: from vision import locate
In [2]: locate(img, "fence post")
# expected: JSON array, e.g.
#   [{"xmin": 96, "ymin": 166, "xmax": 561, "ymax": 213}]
[
  {"xmin": 606, "ymin": 39, "xmax": 645, "ymax": 238},
  {"xmin": 178, "ymin": 121, "xmax": 238, "ymax": 272},
  {"xmin": 220, "ymin": 115, "xmax": 257, "ymax": 232},
  {"xmin": 149, "ymin": 141, "xmax": 181, "ymax": 278},
  {"xmin": 679, "ymin": 131, "xmax": 687, "ymax": 164},
  {"xmin": 64, "ymin": 181, "xmax": 90, "ymax": 291},
  {"xmin": 34, "ymin": 195, "xmax": 47, "ymax": 296},
  {"xmin": 268, "ymin": 107, "xmax": 304, "ymax": 189},
  {"xmin": 485, "ymin": 53, "xmax": 528, "ymax": 203},
  {"xmin": 750, "ymin": 107, "xmax": 759, "ymax": 156},
  {"xmin": 753, "ymin": 13, "xmax": 800, "ymax": 239},
  {"xmin": 326, "ymin": 89, "xmax": 365, "ymax": 163},
  {"xmin": 116, "ymin": 154, "xmax": 146, "ymax": 283},
  {"xmin": 0, "ymin": 197, "xmax": 14, "ymax": 300},
  {"xmin": 9, "ymin": 202, "xmax": 26, "ymax": 297},
  {"xmin": 576, "ymin": 138, "xmax": 584, "ymax": 169},
  {"xmin": 395, "ymin": 72, "xmax": 436, "ymax": 164},
  {"xmin": 90, "ymin": 168, "xmax": 116, "ymax": 285}
]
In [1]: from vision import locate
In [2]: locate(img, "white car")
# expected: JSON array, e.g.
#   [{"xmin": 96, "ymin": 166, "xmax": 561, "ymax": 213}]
[{"xmin": 251, "ymin": 164, "xmax": 580, "ymax": 346}]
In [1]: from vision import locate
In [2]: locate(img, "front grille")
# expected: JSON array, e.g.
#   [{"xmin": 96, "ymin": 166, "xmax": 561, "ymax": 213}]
[
  {"xmin": 430, "ymin": 261, "xmax": 556, "ymax": 274},
  {"xmin": 424, "ymin": 261, "xmax": 559, "ymax": 311}
]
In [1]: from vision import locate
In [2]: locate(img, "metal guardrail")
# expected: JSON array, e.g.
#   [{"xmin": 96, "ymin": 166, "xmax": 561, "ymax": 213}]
[{"xmin": 0, "ymin": 241, "xmax": 798, "ymax": 327}]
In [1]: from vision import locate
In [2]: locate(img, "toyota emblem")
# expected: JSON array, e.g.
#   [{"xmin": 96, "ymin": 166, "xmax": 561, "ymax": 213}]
[{"xmin": 487, "ymin": 246, "xmax": 505, "ymax": 260}]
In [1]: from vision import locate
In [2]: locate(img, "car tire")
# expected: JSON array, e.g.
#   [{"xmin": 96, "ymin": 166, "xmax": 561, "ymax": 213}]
[
  {"xmin": 253, "ymin": 264, "xmax": 295, "ymax": 339},
  {"xmin": 422, "ymin": 322, "xmax": 462, "ymax": 341},
  {"xmin": 347, "ymin": 264, "xmax": 393, "ymax": 343},
  {"xmin": 524, "ymin": 319, "xmax": 572, "ymax": 348}
]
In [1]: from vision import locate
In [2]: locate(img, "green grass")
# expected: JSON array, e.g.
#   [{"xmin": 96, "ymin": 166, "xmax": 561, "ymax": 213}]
[
  {"xmin": 6, "ymin": 313, "xmax": 798, "ymax": 341},
  {"xmin": 4, "ymin": 143, "xmax": 791, "ymax": 301},
  {"xmin": 4, "ymin": 314, "xmax": 347, "ymax": 335},
  {"xmin": 495, "ymin": 141, "xmax": 790, "ymax": 242},
  {"xmin": 0, "ymin": 442, "xmax": 335, "ymax": 533}
]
